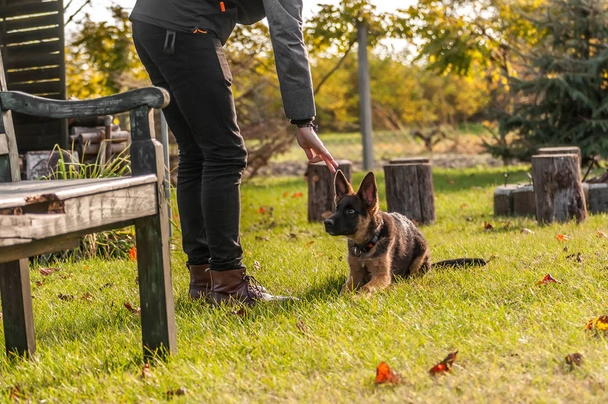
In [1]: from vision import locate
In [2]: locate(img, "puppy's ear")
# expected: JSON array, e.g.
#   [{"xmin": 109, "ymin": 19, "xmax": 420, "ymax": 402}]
[
  {"xmin": 357, "ymin": 172, "xmax": 379, "ymax": 213},
  {"xmin": 334, "ymin": 170, "xmax": 354, "ymax": 204}
]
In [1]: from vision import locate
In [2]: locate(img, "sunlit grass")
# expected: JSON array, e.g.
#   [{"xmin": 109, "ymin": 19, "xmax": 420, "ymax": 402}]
[{"xmin": 1, "ymin": 166, "xmax": 607, "ymax": 402}]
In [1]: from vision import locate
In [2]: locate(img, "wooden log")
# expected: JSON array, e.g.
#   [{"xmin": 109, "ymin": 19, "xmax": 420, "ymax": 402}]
[
  {"xmin": 494, "ymin": 185, "xmax": 516, "ymax": 216},
  {"xmin": 383, "ymin": 161, "xmax": 436, "ymax": 225},
  {"xmin": 531, "ymin": 153, "xmax": 587, "ymax": 223},
  {"xmin": 307, "ymin": 160, "xmax": 352, "ymax": 222}
]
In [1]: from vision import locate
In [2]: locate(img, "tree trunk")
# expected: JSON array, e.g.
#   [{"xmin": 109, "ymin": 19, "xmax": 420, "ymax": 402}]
[
  {"xmin": 383, "ymin": 160, "xmax": 436, "ymax": 225},
  {"xmin": 307, "ymin": 160, "xmax": 352, "ymax": 222},
  {"xmin": 531, "ymin": 153, "xmax": 587, "ymax": 224}
]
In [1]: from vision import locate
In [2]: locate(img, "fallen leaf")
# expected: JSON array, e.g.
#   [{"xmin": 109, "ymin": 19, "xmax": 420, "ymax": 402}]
[
  {"xmin": 8, "ymin": 385, "xmax": 24, "ymax": 400},
  {"xmin": 58, "ymin": 293, "xmax": 74, "ymax": 301},
  {"xmin": 166, "ymin": 387, "xmax": 187, "ymax": 398},
  {"xmin": 292, "ymin": 192, "xmax": 304, "ymax": 198},
  {"xmin": 566, "ymin": 252, "xmax": 583, "ymax": 263},
  {"xmin": 283, "ymin": 191, "xmax": 289, "ymax": 197},
  {"xmin": 296, "ymin": 316, "xmax": 309, "ymax": 335},
  {"xmin": 429, "ymin": 351, "xmax": 458, "ymax": 375},
  {"xmin": 586, "ymin": 315, "xmax": 608, "ymax": 334},
  {"xmin": 39, "ymin": 267, "xmax": 59, "ymax": 276},
  {"xmin": 141, "ymin": 362, "xmax": 152, "ymax": 379},
  {"xmin": 537, "ymin": 273, "xmax": 561, "ymax": 285},
  {"xmin": 483, "ymin": 221, "xmax": 494, "ymax": 231},
  {"xmin": 375, "ymin": 361, "xmax": 400, "ymax": 384},
  {"xmin": 565, "ymin": 353, "xmax": 583, "ymax": 368},
  {"xmin": 503, "ymin": 220, "xmax": 511, "ymax": 229},
  {"xmin": 257, "ymin": 206, "xmax": 267, "ymax": 214},
  {"xmin": 230, "ymin": 307, "xmax": 247, "ymax": 317},
  {"xmin": 460, "ymin": 203, "xmax": 468, "ymax": 208},
  {"xmin": 521, "ymin": 228, "xmax": 534, "ymax": 235},
  {"xmin": 556, "ymin": 234, "xmax": 571, "ymax": 241},
  {"xmin": 129, "ymin": 246, "xmax": 137, "ymax": 261},
  {"xmin": 597, "ymin": 230, "xmax": 607, "ymax": 238},
  {"xmin": 124, "ymin": 302, "xmax": 141, "ymax": 315},
  {"xmin": 81, "ymin": 292, "xmax": 94, "ymax": 301}
]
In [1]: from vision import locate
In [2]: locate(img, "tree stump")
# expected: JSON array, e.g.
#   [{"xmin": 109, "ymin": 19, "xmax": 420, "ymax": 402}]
[
  {"xmin": 383, "ymin": 159, "xmax": 436, "ymax": 225},
  {"xmin": 531, "ymin": 153, "xmax": 587, "ymax": 223},
  {"xmin": 307, "ymin": 160, "xmax": 352, "ymax": 222},
  {"xmin": 538, "ymin": 146, "xmax": 581, "ymax": 165}
]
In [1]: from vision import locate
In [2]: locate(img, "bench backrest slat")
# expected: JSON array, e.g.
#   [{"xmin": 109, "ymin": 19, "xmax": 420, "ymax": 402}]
[{"xmin": 0, "ymin": 50, "xmax": 21, "ymax": 183}]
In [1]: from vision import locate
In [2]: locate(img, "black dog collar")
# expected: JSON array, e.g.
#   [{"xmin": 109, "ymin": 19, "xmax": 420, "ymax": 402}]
[{"xmin": 353, "ymin": 221, "xmax": 383, "ymax": 256}]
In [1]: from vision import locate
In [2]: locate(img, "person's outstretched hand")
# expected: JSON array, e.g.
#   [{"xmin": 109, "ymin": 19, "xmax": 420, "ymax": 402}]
[{"xmin": 296, "ymin": 125, "xmax": 339, "ymax": 173}]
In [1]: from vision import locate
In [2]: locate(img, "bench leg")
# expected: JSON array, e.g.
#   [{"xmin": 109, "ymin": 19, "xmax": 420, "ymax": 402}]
[
  {"xmin": 0, "ymin": 259, "xmax": 36, "ymax": 357},
  {"xmin": 134, "ymin": 213, "xmax": 177, "ymax": 360}
]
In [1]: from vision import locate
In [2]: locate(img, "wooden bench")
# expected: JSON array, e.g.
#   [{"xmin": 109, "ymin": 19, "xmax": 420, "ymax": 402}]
[{"xmin": 0, "ymin": 53, "xmax": 177, "ymax": 360}]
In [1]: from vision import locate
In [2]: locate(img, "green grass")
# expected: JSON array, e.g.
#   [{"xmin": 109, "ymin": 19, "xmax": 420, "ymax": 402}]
[{"xmin": 2, "ymin": 166, "xmax": 608, "ymax": 402}]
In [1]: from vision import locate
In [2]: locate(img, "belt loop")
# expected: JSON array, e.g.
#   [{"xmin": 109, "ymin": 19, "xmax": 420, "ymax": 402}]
[{"xmin": 163, "ymin": 30, "xmax": 176, "ymax": 54}]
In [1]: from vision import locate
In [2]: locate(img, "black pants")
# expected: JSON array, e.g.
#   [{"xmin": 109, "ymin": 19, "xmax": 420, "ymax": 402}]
[{"xmin": 132, "ymin": 21, "xmax": 247, "ymax": 271}]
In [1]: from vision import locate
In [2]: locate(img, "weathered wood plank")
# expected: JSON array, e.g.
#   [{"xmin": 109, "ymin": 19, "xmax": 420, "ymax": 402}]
[
  {"xmin": 0, "ymin": 0, "xmax": 61, "ymax": 18},
  {"xmin": 0, "ymin": 88, "xmax": 169, "ymax": 119},
  {"xmin": 0, "ymin": 223, "xmax": 148, "ymax": 264},
  {"xmin": 0, "ymin": 175, "xmax": 157, "ymax": 209},
  {"xmin": 0, "ymin": 259, "xmax": 36, "ymax": 357},
  {"xmin": 0, "ymin": 50, "xmax": 20, "ymax": 183},
  {"xmin": 0, "ymin": 184, "xmax": 157, "ymax": 244}
]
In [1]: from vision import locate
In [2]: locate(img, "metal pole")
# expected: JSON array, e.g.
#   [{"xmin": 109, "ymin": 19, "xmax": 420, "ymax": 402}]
[{"xmin": 357, "ymin": 21, "xmax": 374, "ymax": 170}]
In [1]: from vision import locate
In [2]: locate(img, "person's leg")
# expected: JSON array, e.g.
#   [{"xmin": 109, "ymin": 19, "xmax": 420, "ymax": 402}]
[
  {"xmin": 132, "ymin": 22, "xmax": 271, "ymax": 304},
  {"xmin": 132, "ymin": 22, "xmax": 211, "ymax": 298}
]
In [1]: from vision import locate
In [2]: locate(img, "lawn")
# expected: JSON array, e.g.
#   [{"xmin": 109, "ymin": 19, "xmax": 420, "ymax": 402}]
[{"xmin": 1, "ymin": 154, "xmax": 607, "ymax": 402}]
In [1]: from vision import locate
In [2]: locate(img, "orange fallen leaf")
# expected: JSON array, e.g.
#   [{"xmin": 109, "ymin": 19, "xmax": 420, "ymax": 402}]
[
  {"xmin": 283, "ymin": 191, "xmax": 289, "ymax": 197},
  {"xmin": 292, "ymin": 192, "xmax": 304, "ymax": 198},
  {"xmin": 429, "ymin": 351, "xmax": 458, "ymax": 375},
  {"xmin": 556, "ymin": 234, "xmax": 571, "ymax": 241},
  {"xmin": 483, "ymin": 221, "xmax": 494, "ymax": 231},
  {"xmin": 597, "ymin": 230, "xmax": 607, "ymax": 238},
  {"xmin": 129, "ymin": 246, "xmax": 137, "ymax": 261},
  {"xmin": 375, "ymin": 361, "xmax": 400, "ymax": 384},
  {"xmin": 586, "ymin": 315, "xmax": 608, "ymax": 333},
  {"xmin": 257, "ymin": 206, "xmax": 267, "ymax": 214},
  {"xmin": 537, "ymin": 273, "xmax": 561, "ymax": 285}
]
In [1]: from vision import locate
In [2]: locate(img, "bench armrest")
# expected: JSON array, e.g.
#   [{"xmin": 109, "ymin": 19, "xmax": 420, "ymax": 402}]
[{"xmin": 0, "ymin": 87, "xmax": 169, "ymax": 118}]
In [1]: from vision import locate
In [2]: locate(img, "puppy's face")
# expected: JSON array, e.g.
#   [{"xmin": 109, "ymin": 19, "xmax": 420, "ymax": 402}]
[{"xmin": 324, "ymin": 171, "xmax": 378, "ymax": 237}]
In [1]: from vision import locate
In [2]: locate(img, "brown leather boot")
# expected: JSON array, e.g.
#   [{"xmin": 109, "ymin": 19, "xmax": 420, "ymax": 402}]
[
  {"xmin": 188, "ymin": 264, "xmax": 211, "ymax": 300},
  {"xmin": 209, "ymin": 268, "xmax": 277, "ymax": 306}
]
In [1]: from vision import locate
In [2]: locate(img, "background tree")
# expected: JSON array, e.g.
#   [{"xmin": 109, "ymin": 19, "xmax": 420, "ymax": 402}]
[{"xmin": 493, "ymin": 0, "xmax": 608, "ymax": 163}]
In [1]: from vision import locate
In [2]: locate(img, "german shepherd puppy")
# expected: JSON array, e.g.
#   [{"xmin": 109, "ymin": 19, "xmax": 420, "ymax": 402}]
[{"xmin": 324, "ymin": 170, "xmax": 484, "ymax": 294}]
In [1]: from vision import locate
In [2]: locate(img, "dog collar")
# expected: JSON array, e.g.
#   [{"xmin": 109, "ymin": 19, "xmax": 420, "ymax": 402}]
[{"xmin": 353, "ymin": 221, "xmax": 383, "ymax": 256}]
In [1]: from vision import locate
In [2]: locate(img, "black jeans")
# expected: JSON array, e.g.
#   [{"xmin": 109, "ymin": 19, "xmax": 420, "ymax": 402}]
[{"xmin": 132, "ymin": 21, "xmax": 247, "ymax": 271}]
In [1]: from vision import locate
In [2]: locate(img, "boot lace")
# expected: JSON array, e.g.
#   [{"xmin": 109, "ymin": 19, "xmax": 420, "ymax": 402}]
[{"xmin": 242, "ymin": 274, "xmax": 268, "ymax": 296}]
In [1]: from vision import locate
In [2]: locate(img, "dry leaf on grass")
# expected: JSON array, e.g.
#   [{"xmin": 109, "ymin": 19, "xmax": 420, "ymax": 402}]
[
  {"xmin": 537, "ymin": 273, "xmax": 561, "ymax": 285},
  {"xmin": 429, "ymin": 351, "xmax": 458, "ymax": 375},
  {"xmin": 375, "ymin": 361, "xmax": 400, "ymax": 384},
  {"xmin": 124, "ymin": 302, "xmax": 141, "ymax": 315}
]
